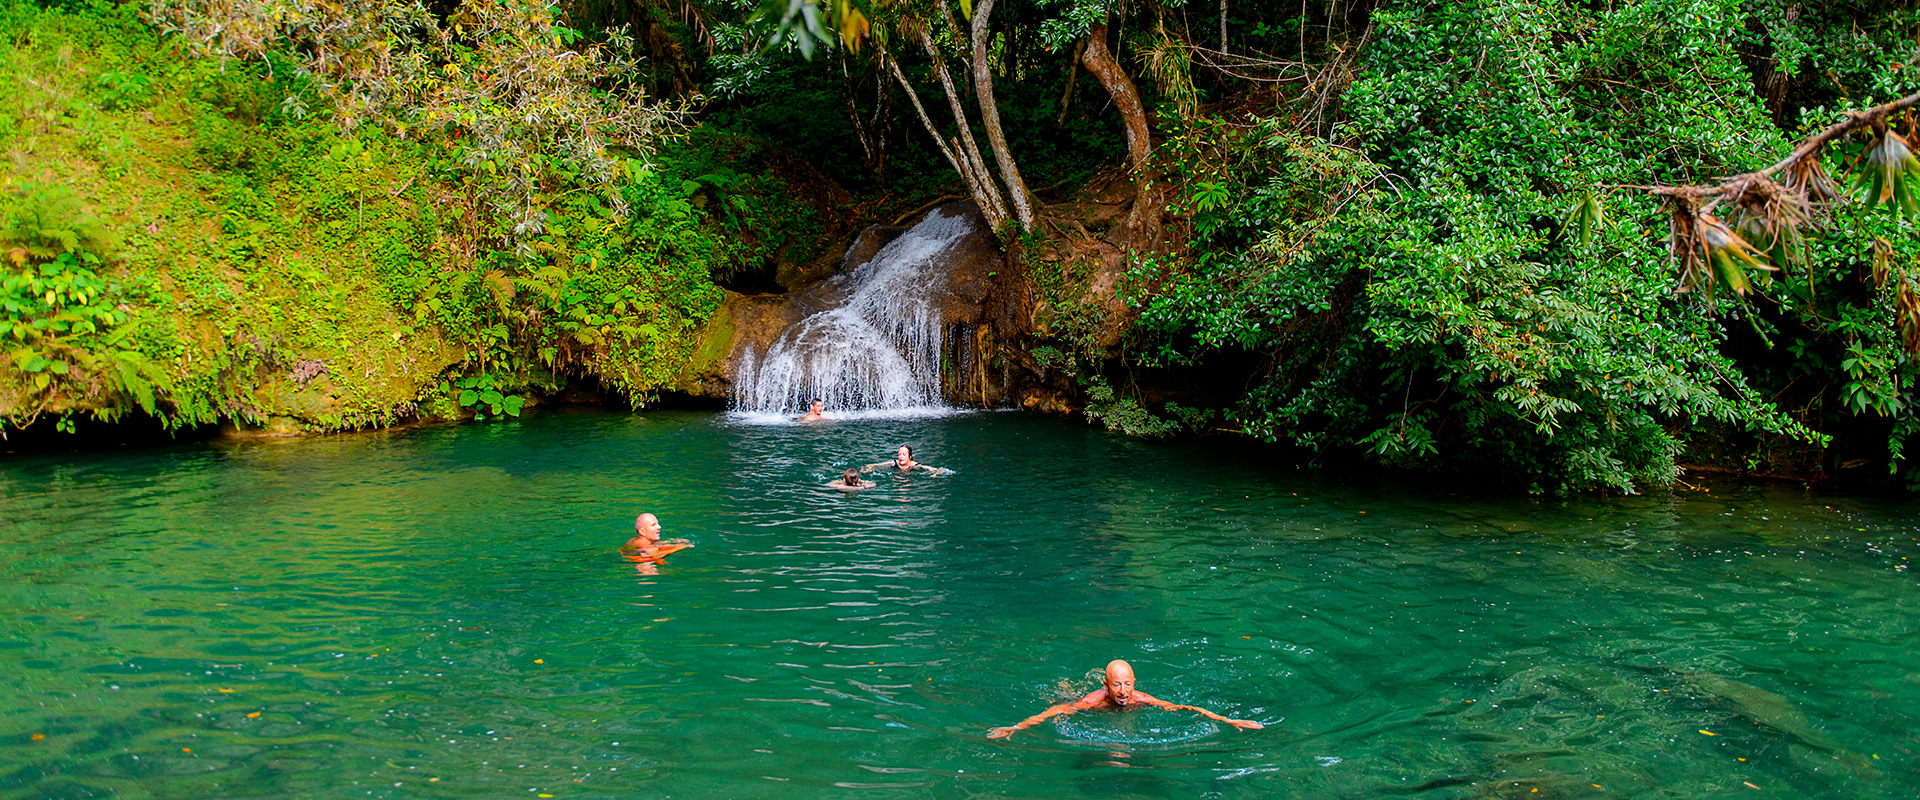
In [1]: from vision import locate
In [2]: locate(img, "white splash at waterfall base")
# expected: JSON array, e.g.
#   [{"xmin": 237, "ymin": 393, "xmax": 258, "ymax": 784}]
[{"xmin": 731, "ymin": 207, "xmax": 983, "ymax": 421}]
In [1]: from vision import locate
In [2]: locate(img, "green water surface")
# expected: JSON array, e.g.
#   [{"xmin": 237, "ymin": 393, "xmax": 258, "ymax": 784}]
[{"xmin": 2, "ymin": 410, "xmax": 1917, "ymax": 799}]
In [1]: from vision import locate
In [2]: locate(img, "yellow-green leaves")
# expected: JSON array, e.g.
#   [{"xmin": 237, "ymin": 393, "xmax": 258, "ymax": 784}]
[{"xmin": 1667, "ymin": 199, "xmax": 1774, "ymax": 296}]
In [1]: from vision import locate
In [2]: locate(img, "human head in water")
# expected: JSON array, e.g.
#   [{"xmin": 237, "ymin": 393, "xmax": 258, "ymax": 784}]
[
  {"xmin": 810, "ymin": 398, "xmax": 824, "ymax": 413},
  {"xmin": 1103, "ymin": 659, "xmax": 1137, "ymax": 703},
  {"xmin": 894, "ymin": 445, "xmax": 915, "ymax": 467},
  {"xmin": 842, "ymin": 468, "xmax": 861, "ymax": 486},
  {"xmin": 633, "ymin": 513, "xmax": 662, "ymax": 544}
]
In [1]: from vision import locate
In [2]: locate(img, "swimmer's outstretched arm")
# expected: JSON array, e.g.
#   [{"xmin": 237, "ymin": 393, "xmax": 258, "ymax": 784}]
[
  {"xmin": 987, "ymin": 693, "xmax": 1102, "ymax": 739},
  {"xmin": 1134, "ymin": 692, "xmax": 1264, "ymax": 730}
]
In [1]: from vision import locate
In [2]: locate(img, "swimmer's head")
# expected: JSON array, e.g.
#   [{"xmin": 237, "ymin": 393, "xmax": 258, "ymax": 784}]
[
  {"xmin": 810, "ymin": 398, "xmax": 824, "ymax": 412},
  {"xmin": 895, "ymin": 445, "xmax": 914, "ymax": 465},
  {"xmin": 1104, "ymin": 660, "xmax": 1136, "ymax": 703},
  {"xmin": 633, "ymin": 513, "xmax": 662, "ymax": 543},
  {"xmin": 842, "ymin": 468, "xmax": 860, "ymax": 486}
]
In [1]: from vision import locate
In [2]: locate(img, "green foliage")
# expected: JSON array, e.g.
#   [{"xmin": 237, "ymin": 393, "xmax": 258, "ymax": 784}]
[
  {"xmin": 0, "ymin": 182, "xmax": 175, "ymax": 426},
  {"xmin": 448, "ymin": 372, "xmax": 525, "ymax": 419},
  {"xmin": 1107, "ymin": 0, "xmax": 1862, "ymax": 492},
  {"xmin": 1084, "ymin": 376, "xmax": 1213, "ymax": 438},
  {"xmin": 1, "ymin": 0, "xmax": 743, "ymax": 435},
  {"xmin": 146, "ymin": 0, "xmax": 693, "ymax": 233}
]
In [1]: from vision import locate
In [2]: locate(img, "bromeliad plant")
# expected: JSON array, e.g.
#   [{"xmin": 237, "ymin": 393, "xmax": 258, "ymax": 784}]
[
  {"xmin": 1592, "ymin": 93, "xmax": 1920, "ymax": 304},
  {"xmin": 1576, "ymin": 93, "xmax": 1920, "ymax": 482}
]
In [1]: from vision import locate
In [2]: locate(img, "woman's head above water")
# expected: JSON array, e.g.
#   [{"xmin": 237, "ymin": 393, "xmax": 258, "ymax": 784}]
[{"xmin": 843, "ymin": 468, "xmax": 861, "ymax": 486}]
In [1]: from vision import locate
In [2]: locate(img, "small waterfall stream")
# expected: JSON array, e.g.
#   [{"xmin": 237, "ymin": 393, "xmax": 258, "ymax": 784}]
[{"xmin": 731, "ymin": 207, "xmax": 983, "ymax": 415}]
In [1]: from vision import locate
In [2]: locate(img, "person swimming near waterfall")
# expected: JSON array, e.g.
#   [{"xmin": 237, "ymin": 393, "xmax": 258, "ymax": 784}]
[
  {"xmin": 621, "ymin": 513, "xmax": 693, "ymax": 562},
  {"xmin": 827, "ymin": 468, "xmax": 876, "ymax": 491},
  {"xmin": 799, "ymin": 399, "xmax": 826, "ymax": 422},
  {"xmin": 987, "ymin": 659, "xmax": 1263, "ymax": 739},
  {"xmin": 861, "ymin": 445, "xmax": 951, "ymax": 475}
]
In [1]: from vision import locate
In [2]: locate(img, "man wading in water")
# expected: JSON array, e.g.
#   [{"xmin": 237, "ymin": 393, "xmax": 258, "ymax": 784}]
[{"xmin": 987, "ymin": 659, "xmax": 1263, "ymax": 738}]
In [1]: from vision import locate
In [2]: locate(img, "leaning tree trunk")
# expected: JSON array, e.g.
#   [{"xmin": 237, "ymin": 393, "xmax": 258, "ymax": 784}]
[
  {"xmin": 838, "ymin": 45, "xmax": 880, "ymax": 178},
  {"xmin": 1080, "ymin": 19, "xmax": 1158, "ymax": 242},
  {"xmin": 968, "ymin": 0, "xmax": 1035, "ymax": 230},
  {"xmin": 917, "ymin": 26, "xmax": 1011, "ymax": 226},
  {"xmin": 880, "ymin": 39, "xmax": 1008, "ymax": 231}
]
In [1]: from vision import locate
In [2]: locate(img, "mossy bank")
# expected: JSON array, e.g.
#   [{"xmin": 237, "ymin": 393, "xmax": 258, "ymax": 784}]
[{"xmin": 0, "ymin": 0, "xmax": 843, "ymax": 436}]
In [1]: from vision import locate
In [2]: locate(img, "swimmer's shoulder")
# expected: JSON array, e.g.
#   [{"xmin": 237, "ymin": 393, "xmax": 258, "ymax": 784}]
[{"xmin": 1128, "ymin": 690, "xmax": 1171, "ymax": 707}]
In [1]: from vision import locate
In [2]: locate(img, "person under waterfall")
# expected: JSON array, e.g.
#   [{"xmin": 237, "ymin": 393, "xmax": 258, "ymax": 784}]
[
  {"xmin": 799, "ymin": 399, "xmax": 826, "ymax": 422},
  {"xmin": 987, "ymin": 659, "xmax": 1263, "ymax": 739},
  {"xmin": 861, "ymin": 445, "xmax": 950, "ymax": 475}
]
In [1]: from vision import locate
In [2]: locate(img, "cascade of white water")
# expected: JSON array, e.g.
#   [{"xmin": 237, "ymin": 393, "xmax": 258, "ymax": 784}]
[{"xmin": 732, "ymin": 207, "xmax": 981, "ymax": 414}]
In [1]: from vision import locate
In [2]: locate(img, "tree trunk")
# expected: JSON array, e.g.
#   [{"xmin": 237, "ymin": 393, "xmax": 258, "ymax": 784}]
[
  {"xmin": 881, "ymin": 43, "xmax": 1007, "ymax": 230},
  {"xmin": 918, "ymin": 27, "xmax": 1009, "ymax": 225},
  {"xmin": 1056, "ymin": 39, "xmax": 1084, "ymax": 128},
  {"xmin": 1220, "ymin": 0, "xmax": 1229, "ymax": 54},
  {"xmin": 969, "ymin": 0, "xmax": 1034, "ymax": 229},
  {"xmin": 838, "ymin": 45, "xmax": 878, "ymax": 176},
  {"xmin": 1080, "ymin": 19, "xmax": 1158, "ymax": 241}
]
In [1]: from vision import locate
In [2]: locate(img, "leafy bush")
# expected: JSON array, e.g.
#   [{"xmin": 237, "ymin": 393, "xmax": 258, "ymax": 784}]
[{"xmin": 1111, "ymin": 0, "xmax": 1847, "ymax": 492}]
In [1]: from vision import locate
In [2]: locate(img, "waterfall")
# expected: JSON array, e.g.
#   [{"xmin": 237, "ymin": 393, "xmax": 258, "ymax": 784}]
[{"xmin": 732, "ymin": 207, "xmax": 982, "ymax": 416}]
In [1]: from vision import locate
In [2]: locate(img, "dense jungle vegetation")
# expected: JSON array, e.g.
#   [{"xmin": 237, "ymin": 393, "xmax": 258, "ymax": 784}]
[{"xmin": 4, "ymin": 0, "xmax": 1920, "ymax": 493}]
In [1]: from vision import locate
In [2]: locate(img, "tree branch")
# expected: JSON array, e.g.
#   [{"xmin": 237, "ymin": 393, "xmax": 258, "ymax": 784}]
[{"xmin": 1646, "ymin": 89, "xmax": 1920, "ymax": 198}]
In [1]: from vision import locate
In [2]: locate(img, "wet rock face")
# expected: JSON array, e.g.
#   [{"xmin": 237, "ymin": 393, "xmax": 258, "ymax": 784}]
[
  {"xmin": 774, "ymin": 224, "xmax": 905, "ymax": 292},
  {"xmin": 842, "ymin": 225, "xmax": 909, "ymax": 278},
  {"xmin": 931, "ymin": 207, "xmax": 1012, "ymax": 329},
  {"xmin": 672, "ymin": 292, "xmax": 799, "ymax": 399}
]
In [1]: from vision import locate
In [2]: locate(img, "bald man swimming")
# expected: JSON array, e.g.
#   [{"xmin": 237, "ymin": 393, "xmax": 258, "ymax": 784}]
[
  {"xmin": 987, "ymin": 659, "xmax": 1263, "ymax": 739},
  {"xmin": 621, "ymin": 513, "xmax": 693, "ymax": 561}
]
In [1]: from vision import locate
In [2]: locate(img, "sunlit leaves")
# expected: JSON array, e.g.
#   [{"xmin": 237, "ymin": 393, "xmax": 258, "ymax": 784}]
[
  {"xmin": 1189, "ymin": 181, "xmax": 1231, "ymax": 213},
  {"xmin": 752, "ymin": 0, "xmax": 874, "ymax": 59},
  {"xmin": 145, "ymin": 0, "xmax": 693, "ymax": 235}
]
